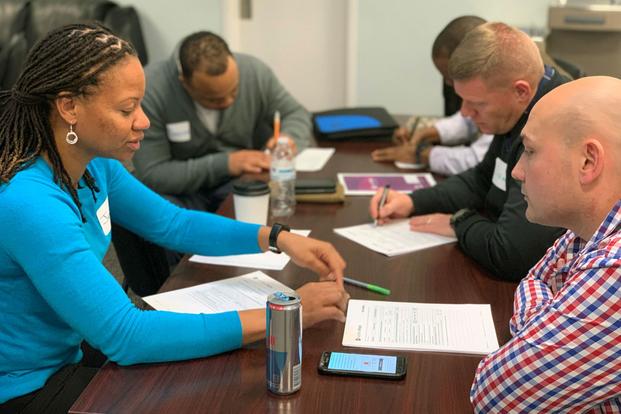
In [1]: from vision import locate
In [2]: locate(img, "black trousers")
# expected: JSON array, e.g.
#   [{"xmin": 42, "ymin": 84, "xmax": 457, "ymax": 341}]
[{"xmin": 0, "ymin": 343, "xmax": 105, "ymax": 414}]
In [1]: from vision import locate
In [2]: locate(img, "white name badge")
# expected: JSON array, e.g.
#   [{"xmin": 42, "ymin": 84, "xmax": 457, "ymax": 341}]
[
  {"xmin": 166, "ymin": 121, "xmax": 191, "ymax": 143},
  {"xmin": 492, "ymin": 157, "xmax": 507, "ymax": 192},
  {"xmin": 96, "ymin": 197, "xmax": 111, "ymax": 236}
]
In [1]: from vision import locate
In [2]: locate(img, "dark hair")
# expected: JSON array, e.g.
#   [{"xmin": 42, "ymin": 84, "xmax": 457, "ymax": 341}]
[
  {"xmin": 179, "ymin": 31, "xmax": 232, "ymax": 79},
  {"xmin": 0, "ymin": 22, "xmax": 137, "ymax": 222},
  {"xmin": 432, "ymin": 15, "xmax": 487, "ymax": 60}
]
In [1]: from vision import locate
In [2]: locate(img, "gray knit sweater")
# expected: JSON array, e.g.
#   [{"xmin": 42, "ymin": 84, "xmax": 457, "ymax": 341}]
[{"xmin": 133, "ymin": 52, "xmax": 312, "ymax": 195}]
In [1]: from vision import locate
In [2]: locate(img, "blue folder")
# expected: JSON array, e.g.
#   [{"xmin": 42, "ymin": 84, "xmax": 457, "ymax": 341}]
[{"xmin": 312, "ymin": 107, "xmax": 398, "ymax": 141}]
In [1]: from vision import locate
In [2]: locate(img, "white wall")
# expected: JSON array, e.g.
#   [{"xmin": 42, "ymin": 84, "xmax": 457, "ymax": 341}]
[
  {"xmin": 115, "ymin": 0, "xmax": 550, "ymax": 115},
  {"xmin": 356, "ymin": 0, "xmax": 550, "ymax": 116},
  {"xmin": 234, "ymin": 0, "xmax": 348, "ymax": 112},
  {"xmin": 114, "ymin": 0, "xmax": 223, "ymax": 64}
]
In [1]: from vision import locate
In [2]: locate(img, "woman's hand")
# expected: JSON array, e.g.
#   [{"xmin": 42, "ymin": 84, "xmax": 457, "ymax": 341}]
[
  {"xmin": 277, "ymin": 231, "xmax": 346, "ymax": 287},
  {"xmin": 297, "ymin": 281, "xmax": 349, "ymax": 328}
]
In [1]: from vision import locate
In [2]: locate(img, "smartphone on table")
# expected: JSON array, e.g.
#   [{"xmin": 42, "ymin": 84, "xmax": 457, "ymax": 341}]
[{"xmin": 317, "ymin": 351, "xmax": 407, "ymax": 380}]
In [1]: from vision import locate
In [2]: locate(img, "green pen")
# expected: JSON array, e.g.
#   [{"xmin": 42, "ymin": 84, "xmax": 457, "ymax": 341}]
[{"xmin": 343, "ymin": 277, "xmax": 391, "ymax": 296}]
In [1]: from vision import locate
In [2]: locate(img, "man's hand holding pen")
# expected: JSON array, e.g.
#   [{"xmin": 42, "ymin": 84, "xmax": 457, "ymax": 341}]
[{"xmin": 369, "ymin": 186, "xmax": 414, "ymax": 226}]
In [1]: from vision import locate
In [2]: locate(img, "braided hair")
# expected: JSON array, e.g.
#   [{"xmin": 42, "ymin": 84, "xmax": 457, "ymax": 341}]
[{"xmin": 0, "ymin": 22, "xmax": 137, "ymax": 222}]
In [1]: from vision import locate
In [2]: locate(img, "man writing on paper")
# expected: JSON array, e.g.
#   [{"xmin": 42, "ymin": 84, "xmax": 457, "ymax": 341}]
[
  {"xmin": 372, "ymin": 15, "xmax": 493, "ymax": 176},
  {"xmin": 370, "ymin": 22, "xmax": 567, "ymax": 281},
  {"xmin": 133, "ymin": 31, "xmax": 312, "ymax": 212},
  {"xmin": 471, "ymin": 76, "xmax": 621, "ymax": 413}
]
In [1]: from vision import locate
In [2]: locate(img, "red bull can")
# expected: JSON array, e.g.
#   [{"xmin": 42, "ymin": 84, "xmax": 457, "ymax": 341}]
[{"xmin": 266, "ymin": 291, "xmax": 302, "ymax": 394}]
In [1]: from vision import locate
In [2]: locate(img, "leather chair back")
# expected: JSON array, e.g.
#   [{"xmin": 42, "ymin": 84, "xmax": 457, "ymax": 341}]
[
  {"xmin": 24, "ymin": 0, "xmax": 115, "ymax": 47},
  {"xmin": 104, "ymin": 6, "xmax": 148, "ymax": 65},
  {"xmin": 0, "ymin": 32, "xmax": 28, "ymax": 89},
  {"xmin": 0, "ymin": 0, "xmax": 29, "ymax": 50}
]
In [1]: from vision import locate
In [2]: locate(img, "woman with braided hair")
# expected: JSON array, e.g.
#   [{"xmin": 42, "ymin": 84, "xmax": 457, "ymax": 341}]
[{"xmin": 0, "ymin": 23, "xmax": 348, "ymax": 413}]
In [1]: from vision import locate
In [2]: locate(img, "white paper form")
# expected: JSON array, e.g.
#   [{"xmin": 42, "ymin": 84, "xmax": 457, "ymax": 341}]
[
  {"xmin": 143, "ymin": 271, "xmax": 294, "ymax": 314},
  {"xmin": 295, "ymin": 148, "xmax": 335, "ymax": 172},
  {"xmin": 334, "ymin": 219, "xmax": 455, "ymax": 256},
  {"xmin": 343, "ymin": 300, "xmax": 499, "ymax": 355},
  {"xmin": 189, "ymin": 230, "xmax": 311, "ymax": 270}
]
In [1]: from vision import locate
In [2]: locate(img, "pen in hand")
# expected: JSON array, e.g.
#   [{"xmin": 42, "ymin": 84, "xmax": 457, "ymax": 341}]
[
  {"xmin": 273, "ymin": 110, "xmax": 280, "ymax": 141},
  {"xmin": 374, "ymin": 184, "xmax": 390, "ymax": 227},
  {"xmin": 264, "ymin": 110, "xmax": 281, "ymax": 155},
  {"xmin": 408, "ymin": 116, "xmax": 420, "ymax": 140}
]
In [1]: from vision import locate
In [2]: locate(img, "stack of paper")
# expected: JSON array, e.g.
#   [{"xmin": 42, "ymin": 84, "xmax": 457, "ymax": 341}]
[
  {"xmin": 143, "ymin": 271, "xmax": 294, "ymax": 314},
  {"xmin": 295, "ymin": 148, "xmax": 335, "ymax": 172},
  {"xmin": 334, "ymin": 219, "xmax": 455, "ymax": 256},
  {"xmin": 342, "ymin": 299, "xmax": 499, "ymax": 355}
]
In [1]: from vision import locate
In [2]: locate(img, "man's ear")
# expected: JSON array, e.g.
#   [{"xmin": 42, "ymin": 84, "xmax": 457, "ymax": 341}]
[
  {"xmin": 513, "ymin": 80, "xmax": 532, "ymax": 104},
  {"xmin": 579, "ymin": 138, "xmax": 604, "ymax": 185},
  {"xmin": 178, "ymin": 73, "xmax": 189, "ymax": 89},
  {"xmin": 54, "ymin": 92, "xmax": 77, "ymax": 125}
]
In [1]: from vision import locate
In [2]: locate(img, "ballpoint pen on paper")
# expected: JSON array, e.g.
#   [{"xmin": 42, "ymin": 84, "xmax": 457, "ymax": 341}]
[
  {"xmin": 374, "ymin": 184, "xmax": 390, "ymax": 227},
  {"xmin": 344, "ymin": 277, "xmax": 391, "ymax": 296}
]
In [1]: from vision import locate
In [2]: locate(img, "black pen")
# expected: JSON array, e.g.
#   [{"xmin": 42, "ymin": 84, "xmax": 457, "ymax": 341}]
[
  {"xmin": 374, "ymin": 185, "xmax": 390, "ymax": 227},
  {"xmin": 409, "ymin": 117, "xmax": 421, "ymax": 140}
]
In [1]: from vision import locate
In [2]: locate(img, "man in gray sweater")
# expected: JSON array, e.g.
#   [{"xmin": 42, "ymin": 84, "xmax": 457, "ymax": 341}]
[{"xmin": 133, "ymin": 31, "xmax": 312, "ymax": 211}]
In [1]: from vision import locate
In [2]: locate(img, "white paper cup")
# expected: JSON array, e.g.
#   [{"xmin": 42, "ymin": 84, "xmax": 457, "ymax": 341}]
[{"xmin": 233, "ymin": 180, "xmax": 270, "ymax": 225}]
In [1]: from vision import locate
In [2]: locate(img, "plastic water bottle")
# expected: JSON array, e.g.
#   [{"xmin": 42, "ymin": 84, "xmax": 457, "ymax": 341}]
[{"xmin": 270, "ymin": 137, "xmax": 296, "ymax": 217}]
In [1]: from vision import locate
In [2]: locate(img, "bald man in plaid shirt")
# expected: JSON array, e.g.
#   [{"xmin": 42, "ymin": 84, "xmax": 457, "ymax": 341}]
[{"xmin": 471, "ymin": 76, "xmax": 621, "ymax": 412}]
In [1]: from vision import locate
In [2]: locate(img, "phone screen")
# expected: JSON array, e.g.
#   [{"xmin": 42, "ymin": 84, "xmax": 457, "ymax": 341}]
[{"xmin": 327, "ymin": 352, "xmax": 397, "ymax": 374}]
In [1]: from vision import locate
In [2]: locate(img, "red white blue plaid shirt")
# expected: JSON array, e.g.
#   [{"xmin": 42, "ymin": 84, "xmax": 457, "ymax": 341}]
[{"xmin": 471, "ymin": 199, "xmax": 621, "ymax": 413}]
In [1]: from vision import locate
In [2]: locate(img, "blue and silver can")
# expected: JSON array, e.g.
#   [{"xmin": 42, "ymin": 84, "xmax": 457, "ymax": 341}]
[{"xmin": 266, "ymin": 291, "xmax": 302, "ymax": 394}]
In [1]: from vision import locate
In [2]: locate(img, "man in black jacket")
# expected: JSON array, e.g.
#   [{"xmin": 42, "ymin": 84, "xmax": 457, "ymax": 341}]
[{"xmin": 370, "ymin": 22, "xmax": 567, "ymax": 281}]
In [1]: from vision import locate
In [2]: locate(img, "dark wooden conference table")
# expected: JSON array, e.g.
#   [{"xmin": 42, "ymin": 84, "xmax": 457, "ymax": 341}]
[{"xmin": 71, "ymin": 140, "xmax": 518, "ymax": 414}]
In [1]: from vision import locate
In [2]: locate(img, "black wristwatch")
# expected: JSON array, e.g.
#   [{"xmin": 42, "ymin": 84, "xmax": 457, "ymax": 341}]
[
  {"xmin": 415, "ymin": 140, "xmax": 433, "ymax": 164},
  {"xmin": 269, "ymin": 223, "xmax": 290, "ymax": 254},
  {"xmin": 450, "ymin": 208, "xmax": 475, "ymax": 230}
]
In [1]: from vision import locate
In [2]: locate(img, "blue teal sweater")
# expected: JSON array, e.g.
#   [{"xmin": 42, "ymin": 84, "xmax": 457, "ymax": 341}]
[{"xmin": 0, "ymin": 157, "xmax": 261, "ymax": 402}]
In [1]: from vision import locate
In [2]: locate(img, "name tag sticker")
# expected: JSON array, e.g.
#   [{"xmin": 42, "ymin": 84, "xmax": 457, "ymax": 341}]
[
  {"xmin": 166, "ymin": 121, "xmax": 191, "ymax": 143},
  {"xmin": 96, "ymin": 197, "xmax": 111, "ymax": 236},
  {"xmin": 492, "ymin": 157, "xmax": 507, "ymax": 192}
]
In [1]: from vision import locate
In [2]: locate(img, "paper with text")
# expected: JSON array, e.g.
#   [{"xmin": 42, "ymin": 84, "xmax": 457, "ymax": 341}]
[
  {"xmin": 343, "ymin": 300, "xmax": 499, "ymax": 355},
  {"xmin": 295, "ymin": 148, "xmax": 335, "ymax": 172},
  {"xmin": 189, "ymin": 230, "xmax": 311, "ymax": 270},
  {"xmin": 334, "ymin": 219, "xmax": 455, "ymax": 256},
  {"xmin": 143, "ymin": 271, "xmax": 294, "ymax": 314}
]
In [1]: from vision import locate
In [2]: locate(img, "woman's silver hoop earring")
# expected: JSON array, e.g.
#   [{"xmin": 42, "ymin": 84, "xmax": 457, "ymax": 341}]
[{"xmin": 66, "ymin": 124, "xmax": 79, "ymax": 145}]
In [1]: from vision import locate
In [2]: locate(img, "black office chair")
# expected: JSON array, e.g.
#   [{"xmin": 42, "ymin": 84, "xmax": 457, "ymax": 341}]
[
  {"xmin": 0, "ymin": 32, "xmax": 28, "ymax": 89},
  {"xmin": 0, "ymin": 0, "xmax": 29, "ymax": 51},
  {"xmin": 104, "ymin": 5, "xmax": 148, "ymax": 65},
  {"xmin": 111, "ymin": 222, "xmax": 170, "ymax": 297},
  {"xmin": 23, "ymin": 0, "xmax": 115, "ymax": 48},
  {"xmin": 552, "ymin": 57, "xmax": 586, "ymax": 80}
]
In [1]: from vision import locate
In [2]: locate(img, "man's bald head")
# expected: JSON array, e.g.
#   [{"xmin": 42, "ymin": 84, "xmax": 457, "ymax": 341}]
[
  {"xmin": 513, "ymin": 76, "xmax": 621, "ymax": 238},
  {"xmin": 532, "ymin": 76, "xmax": 621, "ymax": 151}
]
